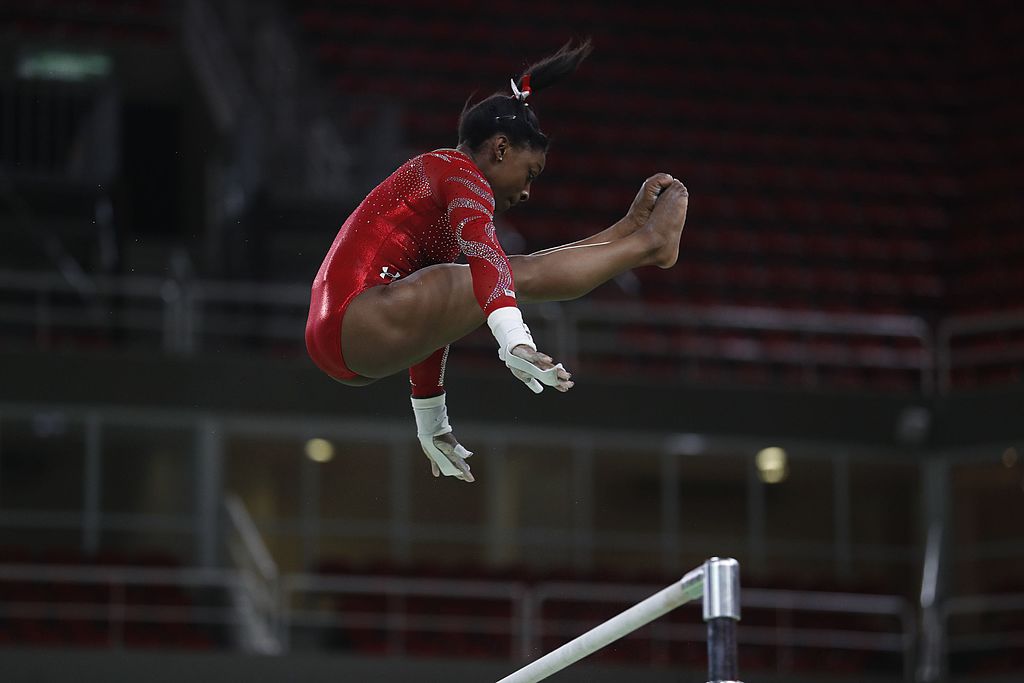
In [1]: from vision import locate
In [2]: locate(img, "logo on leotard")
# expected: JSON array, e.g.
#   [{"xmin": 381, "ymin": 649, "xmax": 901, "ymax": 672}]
[{"xmin": 380, "ymin": 266, "xmax": 401, "ymax": 281}]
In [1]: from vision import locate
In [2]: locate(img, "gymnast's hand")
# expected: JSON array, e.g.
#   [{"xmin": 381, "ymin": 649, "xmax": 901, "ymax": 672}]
[
  {"xmin": 487, "ymin": 307, "xmax": 572, "ymax": 394},
  {"xmin": 507, "ymin": 344, "xmax": 574, "ymax": 394},
  {"xmin": 410, "ymin": 394, "xmax": 474, "ymax": 483},
  {"xmin": 624, "ymin": 173, "xmax": 676, "ymax": 232},
  {"xmin": 424, "ymin": 432, "xmax": 474, "ymax": 482}
]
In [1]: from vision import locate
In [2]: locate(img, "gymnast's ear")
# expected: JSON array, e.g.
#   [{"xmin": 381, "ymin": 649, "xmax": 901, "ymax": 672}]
[{"xmin": 491, "ymin": 134, "xmax": 511, "ymax": 162}]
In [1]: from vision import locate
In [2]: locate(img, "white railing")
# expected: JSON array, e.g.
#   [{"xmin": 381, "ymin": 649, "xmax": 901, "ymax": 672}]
[
  {"xmin": 280, "ymin": 569, "xmax": 913, "ymax": 679},
  {"xmin": 0, "ymin": 269, "xmax": 943, "ymax": 393},
  {"xmin": 917, "ymin": 522, "xmax": 946, "ymax": 682},
  {"xmin": 223, "ymin": 493, "xmax": 283, "ymax": 653}
]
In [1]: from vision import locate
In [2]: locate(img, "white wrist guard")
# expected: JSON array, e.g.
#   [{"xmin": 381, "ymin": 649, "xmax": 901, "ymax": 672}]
[
  {"xmin": 410, "ymin": 394, "xmax": 462, "ymax": 477},
  {"xmin": 487, "ymin": 307, "xmax": 536, "ymax": 355},
  {"xmin": 487, "ymin": 307, "xmax": 542, "ymax": 392},
  {"xmin": 487, "ymin": 307, "xmax": 566, "ymax": 394}
]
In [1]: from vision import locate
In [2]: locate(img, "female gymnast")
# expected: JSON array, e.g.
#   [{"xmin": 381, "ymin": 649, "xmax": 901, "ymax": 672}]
[{"xmin": 306, "ymin": 39, "xmax": 689, "ymax": 483}]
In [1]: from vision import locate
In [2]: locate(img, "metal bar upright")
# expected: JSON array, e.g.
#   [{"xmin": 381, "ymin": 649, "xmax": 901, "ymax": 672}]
[{"xmin": 704, "ymin": 557, "xmax": 741, "ymax": 683}]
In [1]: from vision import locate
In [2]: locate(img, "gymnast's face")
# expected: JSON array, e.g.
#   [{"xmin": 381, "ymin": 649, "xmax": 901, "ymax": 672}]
[{"xmin": 479, "ymin": 136, "xmax": 546, "ymax": 213}]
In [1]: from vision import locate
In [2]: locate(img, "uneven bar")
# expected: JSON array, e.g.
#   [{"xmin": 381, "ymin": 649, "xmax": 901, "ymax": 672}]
[
  {"xmin": 496, "ymin": 557, "xmax": 742, "ymax": 683},
  {"xmin": 495, "ymin": 565, "xmax": 706, "ymax": 683}
]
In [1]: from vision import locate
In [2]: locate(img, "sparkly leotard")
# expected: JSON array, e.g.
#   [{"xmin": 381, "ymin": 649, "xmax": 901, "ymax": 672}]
[{"xmin": 305, "ymin": 148, "xmax": 517, "ymax": 382}]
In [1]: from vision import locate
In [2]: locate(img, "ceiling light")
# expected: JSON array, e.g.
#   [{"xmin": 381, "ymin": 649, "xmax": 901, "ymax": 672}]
[
  {"xmin": 305, "ymin": 438, "xmax": 335, "ymax": 463},
  {"xmin": 756, "ymin": 446, "xmax": 788, "ymax": 484}
]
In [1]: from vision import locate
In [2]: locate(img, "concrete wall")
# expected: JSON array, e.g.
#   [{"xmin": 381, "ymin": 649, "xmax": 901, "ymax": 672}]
[{"xmin": 7, "ymin": 347, "xmax": 1018, "ymax": 450}]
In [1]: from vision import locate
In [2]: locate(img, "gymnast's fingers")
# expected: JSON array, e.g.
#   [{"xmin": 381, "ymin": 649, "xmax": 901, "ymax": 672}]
[{"xmin": 435, "ymin": 437, "xmax": 475, "ymax": 483}]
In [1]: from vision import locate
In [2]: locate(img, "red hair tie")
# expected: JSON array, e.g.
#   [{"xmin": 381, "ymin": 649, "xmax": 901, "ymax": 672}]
[{"xmin": 510, "ymin": 74, "xmax": 532, "ymax": 103}]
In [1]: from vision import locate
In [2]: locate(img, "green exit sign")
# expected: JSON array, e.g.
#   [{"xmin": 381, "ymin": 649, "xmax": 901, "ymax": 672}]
[{"xmin": 17, "ymin": 50, "xmax": 112, "ymax": 81}]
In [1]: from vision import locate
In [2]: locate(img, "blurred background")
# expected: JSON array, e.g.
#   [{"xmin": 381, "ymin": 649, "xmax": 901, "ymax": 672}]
[{"xmin": 0, "ymin": 0, "xmax": 1022, "ymax": 681}]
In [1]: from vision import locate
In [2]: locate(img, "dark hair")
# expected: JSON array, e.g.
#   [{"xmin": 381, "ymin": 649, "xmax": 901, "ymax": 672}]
[{"xmin": 457, "ymin": 38, "xmax": 593, "ymax": 152}]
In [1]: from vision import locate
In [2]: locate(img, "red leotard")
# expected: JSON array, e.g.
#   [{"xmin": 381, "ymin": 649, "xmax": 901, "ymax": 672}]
[{"xmin": 306, "ymin": 148, "xmax": 517, "ymax": 382}]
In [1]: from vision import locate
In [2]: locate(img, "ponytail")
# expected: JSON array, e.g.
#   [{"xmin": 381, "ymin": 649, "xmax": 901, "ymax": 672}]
[
  {"xmin": 514, "ymin": 38, "xmax": 593, "ymax": 97},
  {"xmin": 458, "ymin": 38, "xmax": 593, "ymax": 152}
]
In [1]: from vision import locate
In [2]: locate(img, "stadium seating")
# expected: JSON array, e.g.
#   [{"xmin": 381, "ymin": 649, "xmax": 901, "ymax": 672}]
[
  {"xmin": 0, "ymin": 0, "xmax": 170, "ymax": 43},
  {"xmin": 296, "ymin": 0, "xmax": 955, "ymax": 314}
]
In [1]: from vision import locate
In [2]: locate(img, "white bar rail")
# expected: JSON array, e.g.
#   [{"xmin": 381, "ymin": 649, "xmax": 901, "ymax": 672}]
[{"xmin": 496, "ymin": 557, "xmax": 740, "ymax": 683}]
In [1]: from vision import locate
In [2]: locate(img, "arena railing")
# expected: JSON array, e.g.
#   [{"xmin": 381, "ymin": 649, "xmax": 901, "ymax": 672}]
[
  {"xmin": 224, "ymin": 493, "xmax": 284, "ymax": 653},
  {"xmin": 943, "ymin": 592, "xmax": 1024, "ymax": 676},
  {"xmin": 0, "ymin": 563, "xmax": 242, "ymax": 648},
  {"xmin": 557, "ymin": 299, "xmax": 934, "ymax": 393},
  {"xmin": 529, "ymin": 579, "xmax": 914, "ymax": 679},
  {"xmin": 498, "ymin": 557, "xmax": 741, "ymax": 683},
  {"xmin": 281, "ymin": 564, "xmax": 913, "ymax": 679},
  {"xmin": 0, "ymin": 471, "xmax": 916, "ymax": 676},
  {"xmin": 0, "ymin": 555, "xmax": 912, "ymax": 676},
  {"xmin": 936, "ymin": 309, "xmax": 1024, "ymax": 393},
  {"xmin": 917, "ymin": 521, "xmax": 946, "ymax": 682},
  {"xmin": 0, "ymin": 500, "xmax": 283, "ymax": 653},
  {"xmin": 0, "ymin": 269, "xmax": 937, "ymax": 393},
  {"xmin": 281, "ymin": 572, "xmax": 528, "ymax": 655},
  {"xmin": 0, "ymin": 400, "xmax": 924, "ymax": 606}
]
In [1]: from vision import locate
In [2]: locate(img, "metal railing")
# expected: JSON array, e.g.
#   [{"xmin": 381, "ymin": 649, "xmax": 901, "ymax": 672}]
[
  {"xmin": 0, "ymin": 563, "xmax": 240, "ymax": 648},
  {"xmin": 0, "ymin": 491, "xmax": 986, "ymax": 680},
  {"xmin": 944, "ymin": 592, "xmax": 1024, "ymax": 676},
  {"xmin": 223, "ymin": 493, "xmax": 283, "ymax": 653},
  {"xmin": 280, "ymin": 568, "xmax": 913, "ymax": 679},
  {"xmin": 0, "ymin": 501, "xmax": 279, "ymax": 653},
  {"xmin": 0, "ymin": 400, "xmax": 923, "ymax": 604},
  {"xmin": 917, "ymin": 522, "xmax": 946, "ymax": 682},
  {"xmin": 282, "ymin": 573, "xmax": 528, "ymax": 656},
  {"xmin": 937, "ymin": 310, "xmax": 1024, "ymax": 394},
  {"xmin": 0, "ymin": 268, "xmax": 945, "ymax": 393},
  {"xmin": 563, "ymin": 299, "xmax": 935, "ymax": 393},
  {"xmin": 532, "ymin": 581, "xmax": 915, "ymax": 676},
  {"xmin": 0, "ymin": 556, "xmax": 910, "ymax": 677}
]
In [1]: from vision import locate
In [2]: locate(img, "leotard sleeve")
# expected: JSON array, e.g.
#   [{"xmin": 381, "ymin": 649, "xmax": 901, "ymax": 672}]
[{"xmin": 424, "ymin": 152, "xmax": 518, "ymax": 315}]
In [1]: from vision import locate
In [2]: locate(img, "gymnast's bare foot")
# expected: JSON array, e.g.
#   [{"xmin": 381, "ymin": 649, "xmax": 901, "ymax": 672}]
[
  {"xmin": 621, "ymin": 173, "xmax": 676, "ymax": 237},
  {"xmin": 639, "ymin": 179, "xmax": 689, "ymax": 269}
]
